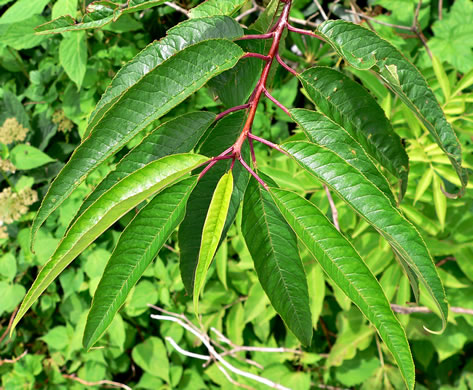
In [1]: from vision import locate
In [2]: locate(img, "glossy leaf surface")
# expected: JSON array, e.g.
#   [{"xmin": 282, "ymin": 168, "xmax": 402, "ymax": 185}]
[
  {"xmin": 87, "ymin": 16, "xmax": 242, "ymax": 134},
  {"xmin": 283, "ymin": 141, "xmax": 448, "ymax": 331},
  {"xmin": 13, "ymin": 154, "xmax": 207, "ymax": 332},
  {"xmin": 270, "ymin": 187, "xmax": 414, "ymax": 389},
  {"xmin": 31, "ymin": 39, "xmax": 244, "ymax": 244},
  {"xmin": 291, "ymin": 108, "xmax": 396, "ymax": 206},
  {"xmin": 299, "ymin": 66, "xmax": 409, "ymax": 198},
  {"xmin": 242, "ymin": 177, "xmax": 312, "ymax": 346},
  {"xmin": 76, "ymin": 112, "xmax": 214, "ymax": 219},
  {"xmin": 193, "ymin": 171, "xmax": 233, "ymax": 314},
  {"xmin": 83, "ymin": 177, "xmax": 198, "ymax": 350},
  {"xmin": 317, "ymin": 20, "xmax": 467, "ymax": 195}
]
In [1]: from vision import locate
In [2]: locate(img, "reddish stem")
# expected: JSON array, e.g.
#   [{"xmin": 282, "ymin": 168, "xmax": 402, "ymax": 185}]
[
  {"xmin": 215, "ymin": 104, "xmax": 250, "ymax": 121},
  {"xmin": 199, "ymin": 0, "xmax": 318, "ymax": 187},
  {"xmin": 286, "ymin": 24, "xmax": 325, "ymax": 41},
  {"xmin": 248, "ymin": 133, "xmax": 288, "ymax": 155},
  {"xmin": 276, "ymin": 53, "xmax": 298, "ymax": 76},
  {"xmin": 239, "ymin": 157, "xmax": 268, "ymax": 190},
  {"xmin": 237, "ymin": 32, "xmax": 274, "ymax": 41},
  {"xmin": 243, "ymin": 53, "xmax": 271, "ymax": 61},
  {"xmin": 263, "ymin": 87, "xmax": 291, "ymax": 117}
]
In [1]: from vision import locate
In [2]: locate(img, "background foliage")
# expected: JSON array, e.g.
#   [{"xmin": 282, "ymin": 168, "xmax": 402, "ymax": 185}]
[{"xmin": 1, "ymin": 0, "xmax": 473, "ymax": 389}]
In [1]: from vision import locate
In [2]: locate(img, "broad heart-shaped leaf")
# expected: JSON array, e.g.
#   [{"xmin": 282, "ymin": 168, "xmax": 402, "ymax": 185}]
[
  {"xmin": 12, "ymin": 154, "xmax": 207, "ymax": 333},
  {"xmin": 316, "ymin": 20, "xmax": 467, "ymax": 196},
  {"xmin": 83, "ymin": 176, "xmax": 197, "ymax": 350},
  {"xmin": 179, "ymin": 111, "xmax": 249, "ymax": 294},
  {"xmin": 31, "ymin": 39, "xmax": 244, "ymax": 246},
  {"xmin": 283, "ymin": 141, "xmax": 448, "ymax": 333},
  {"xmin": 298, "ymin": 67, "xmax": 409, "ymax": 199},
  {"xmin": 86, "ymin": 16, "xmax": 243, "ymax": 135},
  {"xmin": 35, "ymin": 0, "xmax": 168, "ymax": 34},
  {"xmin": 189, "ymin": 0, "xmax": 248, "ymax": 18},
  {"xmin": 242, "ymin": 177, "xmax": 312, "ymax": 346},
  {"xmin": 269, "ymin": 188, "xmax": 414, "ymax": 389},
  {"xmin": 290, "ymin": 108, "xmax": 396, "ymax": 207},
  {"xmin": 75, "ymin": 112, "xmax": 214, "ymax": 221},
  {"xmin": 193, "ymin": 171, "xmax": 233, "ymax": 315}
]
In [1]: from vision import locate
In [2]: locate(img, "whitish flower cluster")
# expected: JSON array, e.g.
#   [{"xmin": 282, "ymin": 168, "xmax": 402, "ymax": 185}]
[
  {"xmin": 52, "ymin": 110, "xmax": 74, "ymax": 133},
  {"xmin": 0, "ymin": 117, "xmax": 28, "ymax": 145},
  {"xmin": 0, "ymin": 158, "xmax": 16, "ymax": 173},
  {"xmin": 0, "ymin": 187, "xmax": 38, "ymax": 225}
]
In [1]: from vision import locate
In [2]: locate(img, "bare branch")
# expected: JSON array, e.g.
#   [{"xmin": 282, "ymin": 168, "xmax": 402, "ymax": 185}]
[
  {"xmin": 0, "ymin": 306, "xmax": 18, "ymax": 345},
  {"xmin": 164, "ymin": 2, "xmax": 189, "ymax": 17},
  {"xmin": 151, "ymin": 314, "xmax": 291, "ymax": 390}
]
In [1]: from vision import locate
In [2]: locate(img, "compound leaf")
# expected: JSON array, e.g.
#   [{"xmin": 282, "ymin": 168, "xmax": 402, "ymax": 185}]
[
  {"xmin": 31, "ymin": 39, "xmax": 244, "ymax": 245},
  {"xmin": 283, "ymin": 141, "xmax": 448, "ymax": 332},
  {"xmin": 291, "ymin": 108, "xmax": 396, "ymax": 206},
  {"xmin": 242, "ymin": 177, "xmax": 312, "ymax": 346},
  {"xmin": 316, "ymin": 20, "xmax": 467, "ymax": 195},
  {"xmin": 193, "ymin": 171, "xmax": 234, "ymax": 315},
  {"xmin": 299, "ymin": 66, "xmax": 409, "ymax": 198},
  {"xmin": 13, "ymin": 153, "xmax": 207, "ymax": 333},
  {"xmin": 83, "ymin": 176, "xmax": 198, "ymax": 350},
  {"xmin": 270, "ymin": 187, "xmax": 414, "ymax": 390}
]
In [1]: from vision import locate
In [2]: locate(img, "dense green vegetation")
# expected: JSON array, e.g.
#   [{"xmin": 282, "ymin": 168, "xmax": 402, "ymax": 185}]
[{"xmin": 1, "ymin": 1, "xmax": 473, "ymax": 389}]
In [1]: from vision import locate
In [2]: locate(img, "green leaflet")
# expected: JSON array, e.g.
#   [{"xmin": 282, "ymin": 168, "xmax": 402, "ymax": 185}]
[
  {"xmin": 30, "ymin": 39, "xmax": 244, "ymax": 246},
  {"xmin": 270, "ymin": 188, "xmax": 414, "ymax": 389},
  {"xmin": 59, "ymin": 30, "xmax": 87, "ymax": 89},
  {"xmin": 35, "ymin": 0, "xmax": 168, "ymax": 34},
  {"xmin": 189, "ymin": 0, "xmax": 248, "ymax": 18},
  {"xmin": 75, "ymin": 112, "xmax": 214, "ymax": 220},
  {"xmin": 283, "ymin": 141, "xmax": 448, "ymax": 332},
  {"xmin": 242, "ymin": 177, "xmax": 312, "ymax": 346},
  {"xmin": 87, "ymin": 16, "xmax": 242, "ymax": 134},
  {"xmin": 12, "ymin": 154, "xmax": 207, "ymax": 333},
  {"xmin": 83, "ymin": 177, "xmax": 198, "ymax": 350},
  {"xmin": 316, "ymin": 20, "xmax": 467, "ymax": 195},
  {"xmin": 298, "ymin": 67, "xmax": 409, "ymax": 199},
  {"xmin": 193, "ymin": 172, "xmax": 234, "ymax": 315},
  {"xmin": 290, "ymin": 108, "xmax": 397, "ymax": 206},
  {"xmin": 179, "ymin": 111, "xmax": 249, "ymax": 294}
]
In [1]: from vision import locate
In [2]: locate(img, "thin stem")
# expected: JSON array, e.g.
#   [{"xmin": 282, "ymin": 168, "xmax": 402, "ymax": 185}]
[
  {"xmin": 1, "ymin": 170, "xmax": 14, "ymax": 190},
  {"xmin": 216, "ymin": 104, "xmax": 250, "ymax": 121},
  {"xmin": 248, "ymin": 137, "xmax": 257, "ymax": 168},
  {"xmin": 276, "ymin": 53, "xmax": 298, "ymax": 76},
  {"xmin": 248, "ymin": 133, "xmax": 288, "ymax": 155},
  {"xmin": 0, "ymin": 350, "xmax": 28, "ymax": 367},
  {"xmin": 237, "ymin": 32, "xmax": 274, "ymax": 41},
  {"xmin": 263, "ymin": 87, "xmax": 291, "ymax": 117},
  {"xmin": 239, "ymin": 157, "xmax": 268, "ymax": 190},
  {"xmin": 243, "ymin": 53, "xmax": 271, "ymax": 61},
  {"xmin": 286, "ymin": 24, "xmax": 325, "ymax": 40},
  {"xmin": 438, "ymin": 0, "xmax": 443, "ymax": 19}
]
